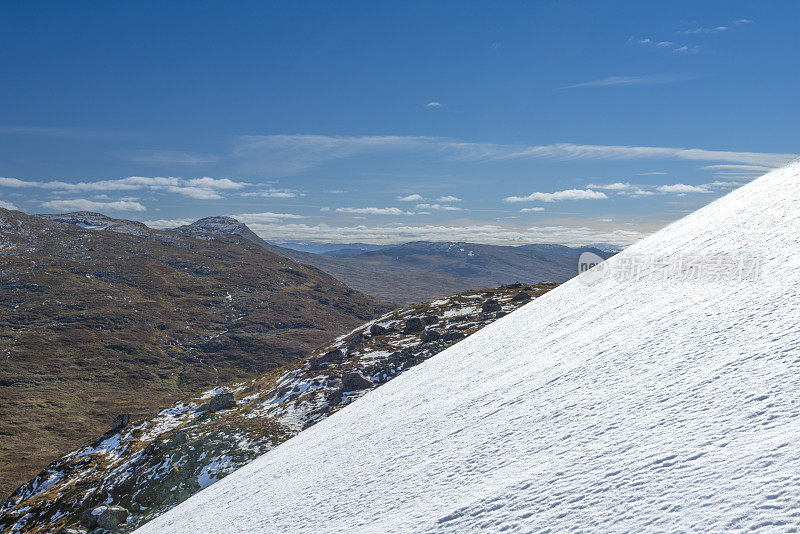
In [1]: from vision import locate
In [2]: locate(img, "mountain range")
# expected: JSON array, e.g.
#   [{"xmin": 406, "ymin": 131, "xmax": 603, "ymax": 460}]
[{"xmin": 177, "ymin": 216, "xmax": 612, "ymax": 304}]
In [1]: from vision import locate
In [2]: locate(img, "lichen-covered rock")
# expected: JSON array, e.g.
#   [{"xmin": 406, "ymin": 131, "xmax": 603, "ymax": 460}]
[
  {"xmin": 97, "ymin": 505, "xmax": 129, "ymax": 530},
  {"xmin": 511, "ymin": 291, "xmax": 531, "ymax": 302},
  {"xmin": 423, "ymin": 315, "xmax": 439, "ymax": 325}
]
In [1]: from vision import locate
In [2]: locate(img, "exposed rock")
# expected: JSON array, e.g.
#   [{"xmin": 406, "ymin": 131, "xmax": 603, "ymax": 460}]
[
  {"xmin": 403, "ymin": 317, "xmax": 425, "ymax": 334},
  {"xmin": 111, "ymin": 414, "xmax": 130, "ymax": 433},
  {"xmin": 423, "ymin": 315, "xmax": 439, "ymax": 325},
  {"xmin": 511, "ymin": 291, "xmax": 531, "ymax": 302},
  {"xmin": 57, "ymin": 527, "xmax": 86, "ymax": 534},
  {"xmin": 495, "ymin": 311, "xmax": 508, "ymax": 319},
  {"xmin": 341, "ymin": 372, "xmax": 373, "ymax": 391},
  {"xmin": 321, "ymin": 348, "xmax": 345, "ymax": 362},
  {"xmin": 507, "ymin": 282, "xmax": 525, "ymax": 289},
  {"xmin": 442, "ymin": 331, "xmax": 466, "ymax": 342},
  {"xmin": 482, "ymin": 291, "xmax": 495, "ymax": 297},
  {"xmin": 369, "ymin": 323, "xmax": 387, "ymax": 336},
  {"xmin": 346, "ymin": 332, "xmax": 364, "ymax": 351},
  {"xmin": 207, "ymin": 392, "xmax": 236, "ymax": 412},
  {"xmin": 481, "ymin": 299, "xmax": 502, "ymax": 313},
  {"xmin": 420, "ymin": 329, "xmax": 441, "ymax": 343},
  {"xmin": 97, "ymin": 506, "xmax": 129, "ymax": 530}
]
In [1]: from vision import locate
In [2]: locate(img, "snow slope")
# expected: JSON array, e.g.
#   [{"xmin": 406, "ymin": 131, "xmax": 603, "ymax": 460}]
[{"xmin": 138, "ymin": 163, "xmax": 800, "ymax": 533}]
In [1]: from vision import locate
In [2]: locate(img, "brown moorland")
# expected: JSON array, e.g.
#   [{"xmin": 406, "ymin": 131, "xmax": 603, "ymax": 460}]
[{"xmin": 0, "ymin": 209, "xmax": 390, "ymax": 498}]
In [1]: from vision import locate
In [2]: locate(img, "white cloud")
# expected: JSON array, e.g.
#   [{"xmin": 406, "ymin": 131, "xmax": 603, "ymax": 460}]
[
  {"xmin": 587, "ymin": 182, "xmax": 637, "ymax": 191},
  {"xmin": 734, "ymin": 19, "xmax": 753, "ymax": 25},
  {"xmin": 0, "ymin": 199, "xmax": 19, "ymax": 210},
  {"xmin": 520, "ymin": 207, "xmax": 545, "ymax": 213},
  {"xmin": 504, "ymin": 189, "xmax": 608, "ymax": 203},
  {"xmin": 656, "ymin": 41, "xmax": 673, "ymax": 47},
  {"xmin": 336, "ymin": 207, "xmax": 414, "ymax": 216},
  {"xmin": 656, "ymin": 184, "xmax": 711, "ymax": 194},
  {"xmin": 165, "ymin": 186, "xmax": 223, "ymax": 200},
  {"xmin": 232, "ymin": 212, "xmax": 306, "ymax": 223},
  {"xmin": 425, "ymin": 102, "xmax": 442, "ymax": 108},
  {"xmin": 41, "ymin": 199, "xmax": 147, "ymax": 212},
  {"xmin": 438, "ymin": 195, "xmax": 462, "ymax": 202},
  {"xmin": 185, "ymin": 177, "xmax": 244, "ymax": 189},
  {"xmin": 397, "ymin": 194, "xmax": 424, "ymax": 202},
  {"xmin": 415, "ymin": 203, "xmax": 462, "ymax": 211},
  {"xmin": 564, "ymin": 73, "xmax": 697, "ymax": 89},
  {"xmin": 0, "ymin": 177, "xmax": 39, "ymax": 187}
]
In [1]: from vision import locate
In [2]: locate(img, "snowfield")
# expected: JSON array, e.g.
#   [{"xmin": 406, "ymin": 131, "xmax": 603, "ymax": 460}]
[{"xmin": 138, "ymin": 163, "xmax": 800, "ymax": 533}]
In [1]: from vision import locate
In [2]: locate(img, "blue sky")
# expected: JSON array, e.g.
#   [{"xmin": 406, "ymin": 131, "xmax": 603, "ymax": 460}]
[{"xmin": 1, "ymin": 0, "xmax": 797, "ymax": 245}]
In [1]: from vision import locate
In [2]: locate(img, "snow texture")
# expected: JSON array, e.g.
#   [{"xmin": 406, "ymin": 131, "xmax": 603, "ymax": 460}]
[{"xmin": 138, "ymin": 163, "xmax": 800, "ymax": 532}]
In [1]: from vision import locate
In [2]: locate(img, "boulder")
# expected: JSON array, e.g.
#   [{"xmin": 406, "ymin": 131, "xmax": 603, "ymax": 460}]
[
  {"xmin": 507, "ymin": 282, "xmax": 524, "ymax": 289},
  {"xmin": 369, "ymin": 323, "xmax": 387, "ymax": 336},
  {"xmin": 422, "ymin": 315, "xmax": 439, "ymax": 325},
  {"xmin": 495, "ymin": 311, "xmax": 508, "ymax": 319},
  {"xmin": 321, "ymin": 348, "xmax": 345, "ymax": 362},
  {"xmin": 420, "ymin": 329, "xmax": 441, "ymax": 343},
  {"xmin": 481, "ymin": 299, "xmax": 502, "ymax": 313},
  {"xmin": 110, "ymin": 414, "xmax": 130, "ymax": 432},
  {"xmin": 207, "ymin": 392, "xmax": 236, "ymax": 412},
  {"xmin": 442, "ymin": 331, "xmax": 465, "ymax": 342},
  {"xmin": 511, "ymin": 291, "xmax": 531, "ymax": 302},
  {"xmin": 341, "ymin": 372, "xmax": 373, "ymax": 391},
  {"xmin": 97, "ymin": 505, "xmax": 129, "ymax": 531},
  {"xmin": 346, "ymin": 332, "xmax": 364, "ymax": 351},
  {"xmin": 56, "ymin": 527, "xmax": 86, "ymax": 534},
  {"xmin": 80, "ymin": 507, "xmax": 102, "ymax": 530},
  {"xmin": 403, "ymin": 317, "xmax": 425, "ymax": 334}
]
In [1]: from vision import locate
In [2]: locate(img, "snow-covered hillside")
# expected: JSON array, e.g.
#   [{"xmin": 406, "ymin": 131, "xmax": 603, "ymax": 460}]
[{"xmin": 139, "ymin": 163, "xmax": 800, "ymax": 533}]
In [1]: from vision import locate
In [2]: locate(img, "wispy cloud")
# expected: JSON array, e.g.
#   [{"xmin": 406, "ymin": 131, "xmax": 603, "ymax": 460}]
[
  {"xmin": 563, "ymin": 73, "xmax": 696, "ymax": 89},
  {"xmin": 120, "ymin": 150, "xmax": 220, "ymax": 165},
  {"xmin": 228, "ymin": 135, "xmax": 798, "ymax": 172},
  {"xmin": 232, "ymin": 212, "xmax": 306, "ymax": 223},
  {"xmin": 681, "ymin": 26, "xmax": 728, "ymax": 35},
  {"xmin": 425, "ymin": 102, "xmax": 442, "ymax": 109},
  {"xmin": 520, "ymin": 207, "xmax": 545, "ymax": 213},
  {"xmin": 336, "ymin": 207, "xmax": 414, "ymax": 215},
  {"xmin": 242, "ymin": 188, "xmax": 303, "ymax": 198},
  {"xmin": 41, "ymin": 198, "xmax": 147, "ymax": 212},
  {"xmin": 656, "ymin": 184, "xmax": 711, "ymax": 194},
  {"xmin": 415, "ymin": 203, "xmax": 462, "ymax": 211},
  {"xmin": 702, "ymin": 164, "xmax": 773, "ymax": 172},
  {"xmin": 0, "ymin": 199, "xmax": 19, "ymax": 210},
  {"xmin": 504, "ymin": 188, "xmax": 608, "ymax": 203},
  {"xmin": 438, "ymin": 195, "xmax": 462, "ymax": 202}
]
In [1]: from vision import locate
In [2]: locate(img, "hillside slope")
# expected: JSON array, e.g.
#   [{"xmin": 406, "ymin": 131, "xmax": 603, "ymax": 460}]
[
  {"xmin": 0, "ymin": 283, "xmax": 555, "ymax": 533},
  {"xmin": 174, "ymin": 217, "xmax": 609, "ymax": 304},
  {"xmin": 140, "ymin": 163, "xmax": 800, "ymax": 533},
  {"xmin": 0, "ymin": 210, "xmax": 388, "ymax": 499}
]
